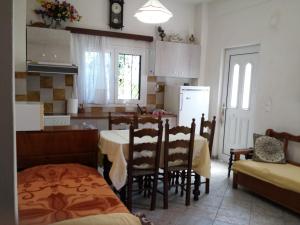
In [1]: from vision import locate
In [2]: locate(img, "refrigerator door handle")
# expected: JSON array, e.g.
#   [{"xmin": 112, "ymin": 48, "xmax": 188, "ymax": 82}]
[{"xmin": 180, "ymin": 93, "xmax": 183, "ymax": 111}]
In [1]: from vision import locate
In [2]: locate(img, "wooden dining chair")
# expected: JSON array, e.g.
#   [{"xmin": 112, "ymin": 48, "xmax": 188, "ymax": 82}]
[
  {"xmin": 108, "ymin": 112, "xmax": 136, "ymax": 130},
  {"xmin": 134, "ymin": 114, "xmax": 162, "ymax": 129},
  {"xmin": 127, "ymin": 121, "xmax": 163, "ymax": 211},
  {"xmin": 198, "ymin": 113, "xmax": 216, "ymax": 193},
  {"xmin": 162, "ymin": 119, "xmax": 196, "ymax": 209},
  {"xmin": 104, "ymin": 112, "xmax": 136, "ymax": 185}
]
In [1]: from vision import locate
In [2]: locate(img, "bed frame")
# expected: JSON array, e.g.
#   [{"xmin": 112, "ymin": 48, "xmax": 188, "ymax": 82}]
[
  {"xmin": 232, "ymin": 129, "xmax": 300, "ymax": 214},
  {"xmin": 17, "ymin": 125, "xmax": 99, "ymax": 171}
]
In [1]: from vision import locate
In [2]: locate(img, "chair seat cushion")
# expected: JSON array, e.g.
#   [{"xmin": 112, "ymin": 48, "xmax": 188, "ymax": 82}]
[{"xmin": 233, "ymin": 160, "xmax": 300, "ymax": 193}]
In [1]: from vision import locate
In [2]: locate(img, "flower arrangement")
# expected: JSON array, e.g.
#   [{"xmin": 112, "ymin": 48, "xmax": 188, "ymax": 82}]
[{"xmin": 35, "ymin": 0, "xmax": 81, "ymax": 28}]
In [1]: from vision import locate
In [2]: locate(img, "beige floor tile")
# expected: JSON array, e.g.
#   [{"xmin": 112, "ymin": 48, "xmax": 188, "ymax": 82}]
[{"xmin": 132, "ymin": 160, "xmax": 300, "ymax": 225}]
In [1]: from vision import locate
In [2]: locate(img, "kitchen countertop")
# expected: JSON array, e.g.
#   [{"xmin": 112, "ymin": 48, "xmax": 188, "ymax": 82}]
[
  {"xmin": 43, "ymin": 124, "xmax": 97, "ymax": 131},
  {"xmin": 70, "ymin": 112, "xmax": 177, "ymax": 120}
]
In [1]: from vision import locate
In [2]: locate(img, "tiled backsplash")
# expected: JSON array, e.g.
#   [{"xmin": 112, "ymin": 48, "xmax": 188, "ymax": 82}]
[
  {"xmin": 147, "ymin": 76, "xmax": 165, "ymax": 110},
  {"xmin": 15, "ymin": 73, "xmax": 165, "ymax": 114},
  {"xmin": 15, "ymin": 72, "xmax": 74, "ymax": 114}
]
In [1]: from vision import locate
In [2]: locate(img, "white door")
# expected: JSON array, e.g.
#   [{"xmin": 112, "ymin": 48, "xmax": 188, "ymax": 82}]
[{"xmin": 221, "ymin": 46, "xmax": 259, "ymax": 157}]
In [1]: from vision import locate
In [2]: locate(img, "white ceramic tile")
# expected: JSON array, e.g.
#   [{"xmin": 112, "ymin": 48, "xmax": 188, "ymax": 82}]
[
  {"xmin": 53, "ymin": 101, "xmax": 65, "ymax": 114},
  {"xmin": 147, "ymin": 82, "xmax": 157, "ymax": 94},
  {"xmin": 15, "ymin": 78, "xmax": 27, "ymax": 95},
  {"xmin": 27, "ymin": 75, "xmax": 40, "ymax": 91},
  {"xmin": 40, "ymin": 88, "xmax": 53, "ymax": 102},
  {"xmin": 65, "ymin": 86, "xmax": 74, "ymax": 100},
  {"xmin": 53, "ymin": 75, "xmax": 65, "ymax": 89}
]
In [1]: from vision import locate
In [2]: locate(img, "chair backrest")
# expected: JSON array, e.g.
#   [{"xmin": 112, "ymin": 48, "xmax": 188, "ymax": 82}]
[
  {"xmin": 164, "ymin": 119, "xmax": 196, "ymax": 171},
  {"xmin": 200, "ymin": 114, "xmax": 216, "ymax": 156},
  {"xmin": 134, "ymin": 114, "xmax": 162, "ymax": 129},
  {"xmin": 108, "ymin": 112, "xmax": 135, "ymax": 130},
  {"xmin": 128, "ymin": 121, "xmax": 163, "ymax": 174}
]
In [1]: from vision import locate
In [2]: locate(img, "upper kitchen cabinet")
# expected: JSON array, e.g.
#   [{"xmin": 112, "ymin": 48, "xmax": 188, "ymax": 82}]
[
  {"xmin": 27, "ymin": 27, "xmax": 71, "ymax": 64},
  {"xmin": 154, "ymin": 41, "xmax": 201, "ymax": 78}
]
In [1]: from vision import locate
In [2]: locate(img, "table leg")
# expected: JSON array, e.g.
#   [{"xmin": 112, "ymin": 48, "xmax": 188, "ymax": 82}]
[
  {"xmin": 103, "ymin": 155, "xmax": 112, "ymax": 185},
  {"xmin": 193, "ymin": 173, "xmax": 200, "ymax": 201}
]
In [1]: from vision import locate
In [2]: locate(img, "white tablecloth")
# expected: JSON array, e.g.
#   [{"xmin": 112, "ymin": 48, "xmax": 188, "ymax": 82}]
[{"xmin": 99, "ymin": 130, "xmax": 211, "ymax": 190}]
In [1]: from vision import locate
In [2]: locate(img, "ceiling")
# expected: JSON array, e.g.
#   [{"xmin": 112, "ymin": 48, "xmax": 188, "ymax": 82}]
[{"xmin": 174, "ymin": 0, "xmax": 214, "ymax": 4}]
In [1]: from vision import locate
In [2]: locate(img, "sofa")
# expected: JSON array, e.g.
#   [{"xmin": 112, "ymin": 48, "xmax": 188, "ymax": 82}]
[{"xmin": 232, "ymin": 129, "xmax": 300, "ymax": 214}]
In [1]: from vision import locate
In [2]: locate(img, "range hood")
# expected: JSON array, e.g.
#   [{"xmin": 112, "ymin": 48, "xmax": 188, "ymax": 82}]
[
  {"xmin": 27, "ymin": 27, "xmax": 77, "ymax": 75},
  {"xmin": 27, "ymin": 62, "xmax": 78, "ymax": 75}
]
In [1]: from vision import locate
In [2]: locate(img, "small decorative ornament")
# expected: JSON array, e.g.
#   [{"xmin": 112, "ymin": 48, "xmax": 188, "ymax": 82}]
[
  {"xmin": 157, "ymin": 26, "xmax": 166, "ymax": 41},
  {"xmin": 189, "ymin": 34, "xmax": 196, "ymax": 44},
  {"xmin": 34, "ymin": 0, "xmax": 81, "ymax": 29}
]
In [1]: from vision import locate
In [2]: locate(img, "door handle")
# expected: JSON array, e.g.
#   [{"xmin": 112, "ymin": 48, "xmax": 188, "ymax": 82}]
[
  {"xmin": 221, "ymin": 104, "xmax": 227, "ymax": 115},
  {"xmin": 220, "ymin": 104, "xmax": 227, "ymax": 125}
]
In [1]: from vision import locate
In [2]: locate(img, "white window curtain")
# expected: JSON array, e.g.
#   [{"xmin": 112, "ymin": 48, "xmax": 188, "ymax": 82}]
[{"xmin": 72, "ymin": 34, "xmax": 111, "ymax": 104}]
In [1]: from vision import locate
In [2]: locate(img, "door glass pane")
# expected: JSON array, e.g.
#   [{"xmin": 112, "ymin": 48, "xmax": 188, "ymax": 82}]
[
  {"xmin": 242, "ymin": 63, "xmax": 252, "ymax": 109},
  {"xmin": 117, "ymin": 53, "xmax": 141, "ymax": 100},
  {"xmin": 230, "ymin": 64, "xmax": 240, "ymax": 108}
]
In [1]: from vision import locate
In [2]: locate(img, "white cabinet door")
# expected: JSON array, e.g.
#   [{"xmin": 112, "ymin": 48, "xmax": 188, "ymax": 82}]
[
  {"xmin": 155, "ymin": 41, "xmax": 200, "ymax": 78},
  {"xmin": 176, "ymin": 43, "xmax": 190, "ymax": 78},
  {"xmin": 189, "ymin": 45, "xmax": 201, "ymax": 78},
  {"xmin": 155, "ymin": 41, "xmax": 178, "ymax": 77},
  {"xmin": 27, "ymin": 27, "xmax": 71, "ymax": 64}
]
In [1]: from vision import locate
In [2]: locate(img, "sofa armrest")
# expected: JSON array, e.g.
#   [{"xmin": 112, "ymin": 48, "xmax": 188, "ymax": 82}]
[{"xmin": 231, "ymin": 148, "xmax": 254, "ymax": 161}]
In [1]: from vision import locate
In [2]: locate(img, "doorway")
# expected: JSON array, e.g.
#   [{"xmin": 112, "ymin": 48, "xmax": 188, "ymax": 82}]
[{"xmin": 220, "ymin": 45, "xmax": 260, "ymax": 159}]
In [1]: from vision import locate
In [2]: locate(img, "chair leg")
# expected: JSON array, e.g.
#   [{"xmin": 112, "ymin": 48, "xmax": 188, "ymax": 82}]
[
  {"xmin": 228, "ymin": 152, "xmax": 233, "ymax": 178},
  {"xmin": 205, "ymin": 178, "xmax": 210, "ymax": 194},
  {"xmin": 127, "ymin": 178, "xmax": 133, "ymax": 212},
  {"xmin": 181, "ymin": 170, "xmax": 185, "ymax": 197},
  {"xmin": 144, "ymin": 176, "xmax": 148, "ymax": 197},
  {"xmin": 138, "ymin": 177, "xmax": 143, "ymax": 194},
  {"xmin": 163, "ymin": 171, "xmax": 169, "ymax": 209},
  {"xmin": 186, "ymin": 170, "xmax": 191, "ymax": 206},
  {"xmin": 150, "ymin": 175, "xmax": 158, "ymax": 211},
  {"xmin": 175, "ymin": 171, "xmax": 179, "ymax": 194}
]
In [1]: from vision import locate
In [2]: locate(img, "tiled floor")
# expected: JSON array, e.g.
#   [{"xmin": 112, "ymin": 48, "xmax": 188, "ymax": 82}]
[{"xmin": 133, "ymin": 160, "xmax": 300, "ymax": 225}]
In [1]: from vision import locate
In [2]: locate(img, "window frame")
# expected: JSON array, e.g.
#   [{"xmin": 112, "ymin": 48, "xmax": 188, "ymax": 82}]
[{"xmin": 114, "ymin": 47, "xmax": 147, "ymax": 105}]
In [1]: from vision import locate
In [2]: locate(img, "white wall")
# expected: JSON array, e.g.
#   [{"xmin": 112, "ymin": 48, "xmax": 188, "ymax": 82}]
[
  {"xmin": 202, "ymin": 0, "xmax": 300, "ymax": 160},
  {"xmin": 0, "ymin": 0, "xmax": 17, "ymax": 224},
  {"xmin": 14, "ymin": 0, "xmax": 27, "ymax": 71},
  {"xmin": 27, "ymin": 0, "xmax": 196, "ymax": 39}
]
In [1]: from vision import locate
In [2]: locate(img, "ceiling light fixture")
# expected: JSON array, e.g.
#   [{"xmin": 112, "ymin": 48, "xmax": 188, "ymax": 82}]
[{"xmin": 134, "ymin": 0, "xmax": 173, "ymax": 24}]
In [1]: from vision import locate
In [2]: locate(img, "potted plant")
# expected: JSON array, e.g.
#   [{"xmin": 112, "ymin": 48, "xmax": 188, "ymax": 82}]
[{"xmin": 34, "ymin": 0, "xmax": 81, "ymax": 29}]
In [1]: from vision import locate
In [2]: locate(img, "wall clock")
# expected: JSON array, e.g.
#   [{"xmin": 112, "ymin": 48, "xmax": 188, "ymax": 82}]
[{"xmin": 109, "ymin": 0, "xmax": 124, "ymax": 29}]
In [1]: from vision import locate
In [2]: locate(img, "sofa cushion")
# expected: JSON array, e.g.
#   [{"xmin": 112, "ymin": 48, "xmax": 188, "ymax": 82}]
[
  {"xmin": 233, "ymin": 160, "xmax": 300, "ymax": 194},
  {"xmin": 253, "ymin": 136, "xmax": 286, "ymax": 164}
]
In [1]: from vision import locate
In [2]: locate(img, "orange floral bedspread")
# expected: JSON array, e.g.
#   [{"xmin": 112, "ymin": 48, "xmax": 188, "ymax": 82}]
[{"xmin": 18, "ymin": 164, "xmax": 129, "ymax": 225}]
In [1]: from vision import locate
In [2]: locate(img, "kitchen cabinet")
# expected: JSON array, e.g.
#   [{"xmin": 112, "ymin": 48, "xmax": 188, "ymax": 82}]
[
  {"xmin": 27, "ymin": 27, "xmax": 71, "ymax": 64},
  {"xmin": 154, "ymin": 41, "xmax": 200, "ymax": 78},
  {"xmin": 15, "ymin": 102, "xmax": 44, "ymax": 131}
]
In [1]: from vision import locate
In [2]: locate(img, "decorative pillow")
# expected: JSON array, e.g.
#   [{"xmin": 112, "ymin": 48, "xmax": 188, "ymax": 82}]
[
  {"xmin": 253, "ymin": 133, "xmax": 264, "ymax": 146},
  {"xmin": 253, "ymin": 136, "xmax": 286, "ymax": 164}
]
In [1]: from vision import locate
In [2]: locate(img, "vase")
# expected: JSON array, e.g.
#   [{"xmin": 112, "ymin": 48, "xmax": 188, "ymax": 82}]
[{"xmin": 43, "ymin": 17, "xmax": 64, "ymax": 29}]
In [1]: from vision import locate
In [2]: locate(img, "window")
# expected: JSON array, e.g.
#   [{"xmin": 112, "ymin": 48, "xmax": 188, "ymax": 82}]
[
  {"xmin": 117, "ymin": 53, "xmax": 142, "ymax": 101},
  {"xmin": 242, "ymin": 63, "xmax": 252, "ymax": 110},
  {"xmin": 72, "ymin": 34, "xmax": 147, "ymax": 105},
  {"xmin": 230, "ymin": 64, "xmax": 240, "ymax": 108}
]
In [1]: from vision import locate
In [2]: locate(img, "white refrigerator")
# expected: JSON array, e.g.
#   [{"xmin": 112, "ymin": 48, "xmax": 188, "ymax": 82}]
[{"xmin": 164, "ymin": 86, "xmax": 210, "ymax": 133}]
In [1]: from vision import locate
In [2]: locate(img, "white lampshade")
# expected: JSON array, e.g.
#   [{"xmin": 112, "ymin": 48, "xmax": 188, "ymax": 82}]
[{"xmin": 134, "ymin": 0, "xmax": 173, "ymax": 24}]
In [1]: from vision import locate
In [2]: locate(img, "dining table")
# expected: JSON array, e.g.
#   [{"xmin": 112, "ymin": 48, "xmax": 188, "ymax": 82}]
[{"xmin": 99, "ymin": 129, "xmax": 211, "ymax": 201}]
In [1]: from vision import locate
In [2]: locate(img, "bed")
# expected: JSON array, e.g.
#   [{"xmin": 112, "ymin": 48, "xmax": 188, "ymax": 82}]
[{"xmin": 17, "ymin": 126, "xmax": 143, "ymax": 225}]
